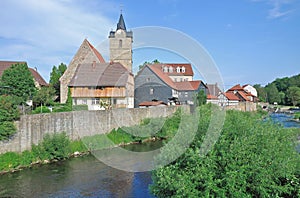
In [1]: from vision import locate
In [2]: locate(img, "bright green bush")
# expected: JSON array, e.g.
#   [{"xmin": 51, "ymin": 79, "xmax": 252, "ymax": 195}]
[
  {"xmin": 32, "ymin": 132, "xmax": 70, "ymax": 161},
  {"xmin": 0, "ymin": 152, "xmax": 21, "ymax": 171},
  {"xmin": 294, "ymin": 112, "xmax": 300, "ymax": 120},
  {"xmin": 151, "ymin": 107, "xmax": 300, "ymax": 197}
]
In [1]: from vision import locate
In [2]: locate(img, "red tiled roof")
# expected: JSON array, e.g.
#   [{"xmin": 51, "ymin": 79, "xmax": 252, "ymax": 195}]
[
  {"xmin": 86, "ymin": 40, "xmax": 106, "ymax": 63},
  {"xmin": 29, "ymin": 68, "xmax": 48, "ymax": 86},
  {"xmin": 148, "ymin": 65, "xmax": 177, "ymax": 89},
  {"xmin": 228, "ymin": 84, "xmax": 244, "ymax": 91},
  {"xmin": 0, "ymin": 61, "xmax": 48, "ymax": 86},
  {"xmin": 207, "ymin": 94, "xmax": 218, "ymax": 99},
  {"xmin": 174, "ymin": 80, "xmax": 203, "ymax": 91},
  {"xmin": 236, "ymin": 91, "xmax": 250, "ymax": 101},
  {"xmin": 225, "ymin": 92, "xmax": 240, "ymax": 101},
  {"xmin": 139, "ymin": 101, "xmax": 167, "ymax": 107},
  {"xmin": 150, "ymin": 63, "xmax": 194, "ymax": 76},
  {"xmin": 69, "ymin": 62, "xmax": 131, "ymax": 87}
]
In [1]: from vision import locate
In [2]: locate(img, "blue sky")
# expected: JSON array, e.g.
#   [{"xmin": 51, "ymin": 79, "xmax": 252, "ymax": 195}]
[{"xmin": 1, "ymin": 0, "xmax": 299, "ymax": 89}]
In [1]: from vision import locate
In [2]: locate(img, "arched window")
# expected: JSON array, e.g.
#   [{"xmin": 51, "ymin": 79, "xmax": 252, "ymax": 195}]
[
  {"xmin": 176, "ymin": 67, "xmax": 181, "ymax": 73},
  {"xmin": 169, "ymin": 66, "xmax": 173, "ymax": 73},
  {"xmin": 182, "ymin": 66, "xmax": 186, "ymax": 73},
  {"xmin": 119, "ymin": 39, "xmax": 122, "ymax": 48}
]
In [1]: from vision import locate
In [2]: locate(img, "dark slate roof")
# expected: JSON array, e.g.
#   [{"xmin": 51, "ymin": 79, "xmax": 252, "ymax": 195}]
[
  {"xmin": 109, "ymin": 14, "xmax": 133, "ymax": 38},
  {"xmin": 117, "ymin": 14, "xmax": 126, "ymax": 30},
  {"xmin": 69, "ymin": 62, "xmax": 131, "ymax": 87},
  {"xmin": 0, "ymin": 61, "xmax": 48, "ymax": 86}
]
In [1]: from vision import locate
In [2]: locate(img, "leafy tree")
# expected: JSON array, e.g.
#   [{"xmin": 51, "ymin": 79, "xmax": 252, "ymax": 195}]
[
  {"xmin": 253, "ymin": 84, "xmax": 267, "ymax": 102},
  {"xmin": 287, "ymin": 86, "xmax": 300, "ymax": 106},
  {"xmin": 0, "ymin": 63, "xmax": 36, "ymax": 104},
  {"xmin": 266, "ymin": 83, "xmax": 280, "ymax": 104},
  {"xmin": 0, "ymin": 95, "xmax": 19, "ymax": 140},
  {"xmin": 32, "ymin": 86, "xmax": 56, "ymax": 107},
  {"xmin": 194, "ymin": 90, "xmax": 207, "ymax": 106},
  {"xmin": 49, "ymin": 63, "xmax": 67, "ymax": 100}
]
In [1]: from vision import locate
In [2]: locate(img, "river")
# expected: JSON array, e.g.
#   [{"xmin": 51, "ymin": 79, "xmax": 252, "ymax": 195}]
[
  {"xmin": 0, "ymin": 114, "xmax": 299, "ymax": 197},
  {"xmin": 0, "ymin": 141, "xmax": 163, "ymax": 198}
]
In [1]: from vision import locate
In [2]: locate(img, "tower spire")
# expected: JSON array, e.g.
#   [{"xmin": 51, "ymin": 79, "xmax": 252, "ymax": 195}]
[{"xmin": 117, "ymin": 13, "xmax": 126, "ymax": 30}]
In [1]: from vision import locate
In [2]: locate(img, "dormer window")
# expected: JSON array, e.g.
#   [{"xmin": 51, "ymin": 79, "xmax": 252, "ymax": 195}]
[
  {"xmin": 182, "ymin": 66, "xmax": 186, "ymax": 73},
  {"xmin": 176, "ymin": 67, "xmax": 181, "ymax": 73},
  {"xmin": 169, "ymin": 66, "xmax": 173, "ymax": 73},
  {"xmin": 163, "ymin": 66, "xmax": 168, "ymax": 73}
]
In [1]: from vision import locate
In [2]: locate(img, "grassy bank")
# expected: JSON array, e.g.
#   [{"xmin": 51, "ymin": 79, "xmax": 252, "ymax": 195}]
[{"xmin": 0, "ymin": 109, "xmax": 182, "ymax": 174}]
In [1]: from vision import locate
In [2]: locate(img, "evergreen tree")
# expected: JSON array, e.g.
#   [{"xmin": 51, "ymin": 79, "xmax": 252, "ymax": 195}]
[{"xmin": 49, "ymin": 63, "xmax": 67, "ymax": 99}]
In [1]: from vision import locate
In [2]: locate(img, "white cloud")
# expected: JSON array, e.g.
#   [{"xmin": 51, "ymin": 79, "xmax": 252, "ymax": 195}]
[
  {"xmin": 0, "ymin": 0, "xmax": 117, "ymax": 81},
  {"xmin": 252, "ymin": 0, "xmax": 295, "ymax": 19}
]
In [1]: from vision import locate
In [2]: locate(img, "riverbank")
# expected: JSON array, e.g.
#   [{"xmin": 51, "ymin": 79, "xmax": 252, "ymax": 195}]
[{"xmin": 0, "ymin": 109, "xmax": 181, "ymax": 175}]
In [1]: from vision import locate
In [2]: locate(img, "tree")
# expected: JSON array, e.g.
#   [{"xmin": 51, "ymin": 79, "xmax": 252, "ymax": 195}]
[
  {"xmin": 253, "ymin": 84, "xmax": 267, "ymax": 102},
  {"xmin": 0, "ymin": 95, "xmax": 19, "ymax": 140},
  {"xmin": 49, "ymin": 63, "xmax": 67, "ymax": 100},
  {"xmin": 194, "ymin": 90, "xmax": 207, "ymax": 106},
  {"xmin": 32, "ymin": 86, "xmax": 56, "ymax": 107},
  {"xmin": 287, "ymin": 86, "xmax": 300, "ymax": 106},
  {"xmin": 266, "ymin": 83, "xmax": 280, "ymax": 104},
  {"xmin": 0, "ymin": 63, "xmax": 36, "ymax": 104}
]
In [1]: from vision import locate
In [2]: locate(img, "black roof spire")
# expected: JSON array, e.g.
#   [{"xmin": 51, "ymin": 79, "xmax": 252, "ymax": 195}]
[{"xmin": 117, "ymin": 13, "xmax": 126, "ymax": 30}]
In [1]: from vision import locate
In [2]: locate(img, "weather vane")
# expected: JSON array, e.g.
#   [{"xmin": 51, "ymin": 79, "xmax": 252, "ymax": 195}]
[{"xmin": 120, "ymin": 4, "xmax": 123, "ymax": 14}]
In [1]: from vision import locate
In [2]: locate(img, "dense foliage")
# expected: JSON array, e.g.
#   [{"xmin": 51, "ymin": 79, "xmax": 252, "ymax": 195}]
[
  {"xmin": 49, "ymin": 63, "xmax": 67, "ymax": 101},
  {"xmin": 0, "ymin": 63, "xmax": 36, "ymax": 104},
  {"xmin": 0, "ymin": 95, "xmax": 20, "ymax": 140},
  {"xmin": 32, "ymin": 86, "xmax": 55, "ymax": 107},
  {"xmin": 254, "ymin": 73, "xmax": 300, "ymax": 106},
  {"xmin": 151, "ymin": 105, "xmax": 300, "ymax": 197}
]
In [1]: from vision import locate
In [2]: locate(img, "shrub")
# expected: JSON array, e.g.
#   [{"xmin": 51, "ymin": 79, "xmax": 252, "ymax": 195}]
[
  {"xmin": 31, "ymin": 106, "xmax": 51, "ymax": 114},
  {"xmin": 0, "ymin": 121, "xmax": 16, "ymax": 140},
  {"xmin": 151, "ymin": 107, "xmax": 300, "ymax": 197},
  {"xmin": 32, "ymin": 132, "xmax": 70, "ymax": 161}
]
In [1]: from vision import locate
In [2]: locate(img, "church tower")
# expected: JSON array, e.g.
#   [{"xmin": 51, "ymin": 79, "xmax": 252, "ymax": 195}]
[{"xmin": 109, "ymin": 13, "xmax": 133, "ymax": 72}]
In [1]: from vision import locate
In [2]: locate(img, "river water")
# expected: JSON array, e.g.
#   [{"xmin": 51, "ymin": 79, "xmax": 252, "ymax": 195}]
[
  {"xmin": 0, "ymin": 114, "xmax": 299, "ymax": 198},
  {"xmin": 0, "ymin": 141, "xmax": 163, "ymax": 198}
]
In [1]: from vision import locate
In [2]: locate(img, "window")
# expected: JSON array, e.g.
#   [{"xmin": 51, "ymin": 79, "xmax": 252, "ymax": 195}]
[
  {"xmin": 174, "ymin": 78, "xmax": 177, "ymax": 82},
  {"xmin": 180, "ymin": 78, "xmax": 183, "ymax": 82},
  {"xmin": 163, "ymin": 66, "xmax": 168, "ymax": 73},
  {"xmin": 176, "ymin": 67, "xmax": 181, "ymax": 73},
  {"xmin": 92, "ymin": 98, "xmax": 100, "ymax": 105},
  {"xmin": 169, "ymin": 66, "xmax": 173, "ymax": 73},
  {"xmin": 150, "ymin": 88, "xmax": 154, "ymax": 95},
  {"xmin": 119, "ymin": 39, "xmax": 122, "ymax": 48},
  {"xmin": 185, "ymin": 92, "xmax": 188, "ymax": 97},
  {"xmin": 185, "ymin": 78, "xmax": 189, "ymax": 81},
  {"xmin": 182, "ymin": 66, "xmax": 186, "ymax": 73},
  {"xmin": 82, "ymin": 99, "xmax": 87, "ymax": 105},
  {"xmin": 146, "ymin": 77, "xmax": 150, "ymax": 82},
  {"xmin": 113, "ymin": 98, "xmax": 117, "ymax": 104}
]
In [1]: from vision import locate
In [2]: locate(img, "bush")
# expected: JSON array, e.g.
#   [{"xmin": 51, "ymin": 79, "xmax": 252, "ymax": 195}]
[
  {"xmin": 0, "ymin": 152, "xmax": 21, "ymax": 171},
  {"xmin": 0, "ymin": 121, "xmax": 16, "ymax": 140},
  {"xmin": 151, "ymin": 107, "xmax": 300, "ymax": 197},
  {"xmin": 52, "ymin": 105, "xmax": 72, "ymax": 112},
  {"xmin": 31, "ymin": 106, "xmax": 51, "ymax": 114},
  {"xmin": 32, "ymin": 132, "xmax": 70, "ymax": 161}
]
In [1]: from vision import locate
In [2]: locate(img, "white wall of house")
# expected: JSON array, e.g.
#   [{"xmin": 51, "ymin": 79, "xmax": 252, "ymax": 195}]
[
  {"xmin": 243, "ymin": 85, "xmax": 257, "ymax": 97},
  {"xmin": 73, "ymin": 97, "xmax": 132, "ymax": 110}
]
